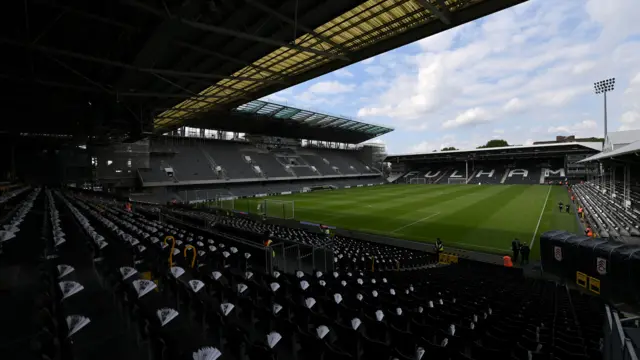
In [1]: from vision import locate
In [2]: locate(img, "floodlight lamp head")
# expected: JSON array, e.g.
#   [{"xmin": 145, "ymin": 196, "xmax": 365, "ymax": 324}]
[{"xmin": 593, "ymin": 77, "xmax": 615, "ymax": 94}]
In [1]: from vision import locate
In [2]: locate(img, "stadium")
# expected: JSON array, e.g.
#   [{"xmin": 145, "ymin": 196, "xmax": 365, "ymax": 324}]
[{"xmin": 1, "ymin": 1, "xmax": 639, "ymax": 360}]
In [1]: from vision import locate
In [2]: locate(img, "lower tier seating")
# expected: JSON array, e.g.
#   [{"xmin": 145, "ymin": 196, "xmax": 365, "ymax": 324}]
[{"xmin": 1, "ymin": 189, "xmax": 606, "ymax": 360}]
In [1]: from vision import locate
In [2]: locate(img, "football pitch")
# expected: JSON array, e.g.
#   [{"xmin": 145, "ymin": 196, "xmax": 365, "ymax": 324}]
[{"xmin": 230, "ymin": 184, "xmax": 581, "ymax": 259}]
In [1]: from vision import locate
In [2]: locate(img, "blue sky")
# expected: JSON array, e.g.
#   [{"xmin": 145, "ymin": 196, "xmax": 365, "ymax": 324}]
[{"xmin": 259, "ymin": 0, "xmax": 640, "ymax": 155}]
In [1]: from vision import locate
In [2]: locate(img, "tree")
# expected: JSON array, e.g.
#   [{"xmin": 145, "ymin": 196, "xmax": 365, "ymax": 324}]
[
  {"xmin": 582, "ymin": 137, "xmax": 604, "ymax": 143},
  {"xmin": 441, "ymin": 147, "xmax": 458, "ymax": 151},
  {"xmin": 477, "ymin": 139, "xmax": 509, "ymax": 149}
]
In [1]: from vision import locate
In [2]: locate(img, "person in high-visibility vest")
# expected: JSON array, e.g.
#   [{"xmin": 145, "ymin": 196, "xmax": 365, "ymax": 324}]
[
  {"xmin": 503, "ymin": 255, "xmax": 513, "ymax": 267},
  {"xmin": 578, "ymin": 206, "xmax": 583, "ymax": 218},
  {"xmin": 435, "ymin": 238, "xmax": 444, "ymax": 258},
  {"xmin": 586, "ymin": 227, "xmax": 593, "ymax": 237}
]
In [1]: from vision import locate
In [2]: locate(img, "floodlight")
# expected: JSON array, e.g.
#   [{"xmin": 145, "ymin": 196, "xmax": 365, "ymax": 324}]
[
  {"xmin": 594, "ymin": 78, "xmax": 615, "ymax": 94},
  {"xmin": 593, "ymin": 77, "xmax": 616, "ymax": 139}
]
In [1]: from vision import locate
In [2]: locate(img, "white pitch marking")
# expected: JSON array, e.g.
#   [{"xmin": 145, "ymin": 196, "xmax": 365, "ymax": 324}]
[
  {"xmin": 390, "ymin": 212, "xmax": 440, "ymax": 234},
  {"xmin": 530, "ymin": 185, "xmax": 552, "ymax": 248},
  {"xmin": 447, "ymin": 242, "xmax": 509, "ymax": 252}
]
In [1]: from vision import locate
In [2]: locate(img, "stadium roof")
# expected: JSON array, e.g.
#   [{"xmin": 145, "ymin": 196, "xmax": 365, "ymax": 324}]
[
  {"xmin": 603, "ymin": 129, "xmax": 640, "ymax": 151},
  {"xmin": 579, "ymin": 140, "xmax": 640, "ymax": 163},
  {"xmin": 386, "ymin": 142, "xmax": 602, "ymax": 162},
  {"xmin": 236, "ymin": 100, "xmax": 392, "ymax": 136},
  {"xmin": 1, "ymin": 0, "xmax": 526, "ymax": 142},
  {"xmin": 183, "ymin": 100, "xmax": 393, "ymax": 143}
]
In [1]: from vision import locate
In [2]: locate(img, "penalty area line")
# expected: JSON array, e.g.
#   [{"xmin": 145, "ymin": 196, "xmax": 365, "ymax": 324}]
[
  {"xmin": 530, "ymin": 185, "xmax": 552, "ymax": 248},
  {"xmin": 390, "ymin": 212, "xmax": 440, "ymax": 234},
  {"xmin": 447, "ymin": 241, "xmax": 510, "ymax": 252}
]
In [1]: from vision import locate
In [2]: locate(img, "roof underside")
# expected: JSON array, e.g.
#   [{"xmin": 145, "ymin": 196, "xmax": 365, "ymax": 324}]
[
  {"xmin": 235, "ymin": 100, "xmax": 393, "ymax": 138},
  {"xmin": 1, "ymin": 0, "xmax": 527, "ymax": 143}
]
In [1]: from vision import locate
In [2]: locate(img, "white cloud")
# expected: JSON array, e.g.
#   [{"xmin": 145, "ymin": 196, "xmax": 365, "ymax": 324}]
[
  {"xmin": 619, "ymin": 111, "xmax": 640, "ymax": 131},
  {"xmin": 307, "ymin": 81, "xmax": 355, "ymax": 94},
  {"xmin": 262, "ymin": 94, "xmax": 289, "ymax": 103},
  {"xmin": 259, "ymin": 0, "xmax": 640, "ymax": 154},
  {"xmin": 355, "ymin": 0, "xmax": 640, "ymax": 142},
  {"xmin": 548, "ymin": 120, "xmax": 598, "ymax": 135},
  {"xmin": 364, "ymin": 66, "xmax": 385, "ymax": 76},
  {"xmin": 502, "ymin": 98, "xmax": 525, "ymax": 113},
  {"xmin": 409, "ymin": 141, "xmax": 433, "ymax": 153},
  {"xmin": 417, "ymin": 27, "xmax": 462, "ymax": 52},
  {"xmin": 334, "ymin": 69, "xmax": 354, "ymax": 78},
  {"xmin": 442, "ymin": 108, "xmax": 491, "ymax": 129}
]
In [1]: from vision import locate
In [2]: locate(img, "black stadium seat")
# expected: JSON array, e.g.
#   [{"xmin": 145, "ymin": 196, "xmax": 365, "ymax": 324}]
[{"xmin": 0, "ymin": 188, "xmax": 607, "ymax": 360}]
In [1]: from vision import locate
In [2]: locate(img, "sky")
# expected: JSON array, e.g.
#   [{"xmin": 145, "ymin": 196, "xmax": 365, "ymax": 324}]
[{"xmin": 258, "ymin": 0, "xmax": 640, "ymax": 155}]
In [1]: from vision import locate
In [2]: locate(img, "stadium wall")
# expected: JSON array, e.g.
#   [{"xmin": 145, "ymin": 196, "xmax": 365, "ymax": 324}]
[{"xmin": 540, "ymin": 230, "xmax": 640, "ymax": 305}]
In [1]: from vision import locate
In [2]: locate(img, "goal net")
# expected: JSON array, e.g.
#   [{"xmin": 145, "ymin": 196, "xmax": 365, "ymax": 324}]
[
  {"xmin": 409, "ymin": 178, "xmax": 427, "ymax": 184},
  {"xmin": 257, "ymin": 199, "xmax": 295, "ymax": 219},
  {"xmin": 215, "ymin": 196, "xmax": 236, "ymax": 210},
  {"xmin": 448, "ymin": 178, "xmax": 468, "ymax": 184}
]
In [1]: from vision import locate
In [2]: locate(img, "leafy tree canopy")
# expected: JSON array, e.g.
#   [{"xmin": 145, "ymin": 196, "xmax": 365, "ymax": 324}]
[{"xmin": 477, "ymin": 139, "xmax": 509, "ymax": 149}]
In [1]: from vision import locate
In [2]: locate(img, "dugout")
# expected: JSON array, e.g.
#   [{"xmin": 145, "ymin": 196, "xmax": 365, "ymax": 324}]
[
  {"xmin": 539, "ymin": 230, "xmax": 590, "ymax": 277},
  {"xmin": 540, "ymin": 231, "xmax": 640, "ymax": 303}
]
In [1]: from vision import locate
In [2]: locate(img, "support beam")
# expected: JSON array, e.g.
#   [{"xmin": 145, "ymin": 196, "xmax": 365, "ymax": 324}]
[
  {"xmin": 51, "ymin": 4, "xmax": 138, "ymax": 31},
  {"xmin": 414, "ymin": 0, "xmax": 451, "ymax": 24},
  {"xmin": 0, "ymin": 73, "xmax": 231, "ymax": 101},
  {"xmin": 122, "ymin": 0, "xmax": 349, "ymax": 61},
  {"xmin": 173, "ymin": 40, "xmax": 284, "ymax": 79},
  {"xmin": 150, "ymin": 73, "xmax": 227, "ymax": 107},
  {"xmin": 0, "ymin": 73, "xmax": 103, "ymax": 93},
  {"xmin": 244, "ymin": 0, "xmax": 349, "ymax": 54},
  {"xmin": 0, "ymin": 38, "xmax": 282, "ymax": 84},
  {"xmin": 160, "ymin": 73, "xmax": 253, "ymax": 98},
  {"xmin": 120, "ymin": 92, "xmax": 229, "ymax": 99}
]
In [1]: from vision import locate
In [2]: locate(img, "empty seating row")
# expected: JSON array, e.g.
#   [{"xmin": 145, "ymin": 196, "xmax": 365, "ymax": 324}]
[
  {"xmin": 4, "ymin": 189, "xmax": 606, "ymax": 360},
  {"xmin": 573, "ymin": 183, "xmax": 640, "ymax": 238},
  {"xmin": 141, "ymin": 140, "xmax": 379, "ymax": 185}
]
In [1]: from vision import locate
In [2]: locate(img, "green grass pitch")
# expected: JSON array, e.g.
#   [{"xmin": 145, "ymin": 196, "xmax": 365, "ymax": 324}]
[{"xmin": 225, "ymin": 184, "xmax": 581, "ymax": 259}]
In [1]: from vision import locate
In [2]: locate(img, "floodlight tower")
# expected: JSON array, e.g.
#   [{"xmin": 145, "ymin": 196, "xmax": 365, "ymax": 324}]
[{"xmin": 594, "ymin": 78, "xmax": 615, "ymax": 140}]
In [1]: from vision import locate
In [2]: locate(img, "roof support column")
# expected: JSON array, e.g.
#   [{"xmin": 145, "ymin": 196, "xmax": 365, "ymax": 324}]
[{"xmin": 414, "ymin": 0, "xmax": 451, "ymax": 24}]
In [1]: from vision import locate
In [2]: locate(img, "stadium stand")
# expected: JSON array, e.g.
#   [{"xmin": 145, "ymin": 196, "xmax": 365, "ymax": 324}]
[
  {"xmin": 572, "ymin": 183, "xmax": 640, "ymax": 238},
  {"xmin": 2, "ymin": 188, "xmax": 618, "ymax": 360},
  {"xmin": 299, "ymin": 152, "xmax": 341, "ymax": 176},
  {"xmin": 244, "ymin": 151, "xmax": 292, "ymax": 179},
  {"xmin": 133, "ymin": 136, "xmax": 385, "ymax": 204},
  {"xmin": 502, "ymin": 164, "xmax": 542, "ymax": 185},
  {"xmin": 472, "ymin": 166, "xmax": 506, "ymax": 184},
  {"xmin": 388, "ymin": 143, "xmax": 600, "ymax": 186},
  {"xmin": 142, "ymin": 139, "xmax": 380, "ymax": 182}
]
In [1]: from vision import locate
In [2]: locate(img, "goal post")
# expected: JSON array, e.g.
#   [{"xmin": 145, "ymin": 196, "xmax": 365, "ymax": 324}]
[
  {"xmin": 257, "ymin": 199, "xmax": 295, "ymax": 219},
  {"xmin": 448, "ymin": 177, "xmax": 468, "ymax": 185},
  {"xmin": 409, "ymin": 177, "xmax": 427, "ymax": 184},
  {"xmin": 215, "ymin": 195, "xmax": 236, "ymax": 210}
]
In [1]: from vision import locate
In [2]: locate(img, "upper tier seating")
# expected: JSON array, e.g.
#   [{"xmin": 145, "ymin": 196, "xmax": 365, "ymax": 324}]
[
  {"xmin": 205, "ymin": 142, "xmax": 262, "ymax": 179},
  {"xmin": 300, "ymin": 154, "xmax": 340, "ymax": 175},
  {"xmin": 3, "ymin": 189, "xmax": 606, "ymax": 360},
  {"xmin": 140, "ymin": 140, "xmax": 379, "ymax": 185},
  {"xmin": 246, "ymin": 152, "xmax": 290, "ymax": 178}
]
